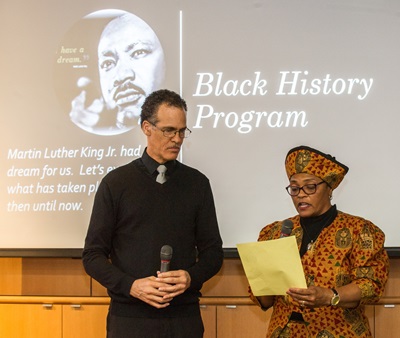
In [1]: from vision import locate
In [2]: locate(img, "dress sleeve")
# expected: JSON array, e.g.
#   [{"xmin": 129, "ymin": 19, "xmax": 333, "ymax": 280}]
[{"xmin": 349, "ymin": 220, "xmax": 389, "ymax": 305}]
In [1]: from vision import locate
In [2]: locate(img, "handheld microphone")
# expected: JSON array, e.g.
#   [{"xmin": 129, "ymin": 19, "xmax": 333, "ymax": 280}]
[
  {"xmin": 160, "ymin": 245, "xmax": 173, "ymax": 272},
  {"xmin": 280, "ymin": 219, "xmax": 294, "ymax": 238}
]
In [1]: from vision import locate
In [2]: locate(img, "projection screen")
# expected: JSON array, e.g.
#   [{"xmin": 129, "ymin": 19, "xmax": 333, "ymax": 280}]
[{"xmin": 1, "ymin": 0, "xmax": 399, "ymax": 256}]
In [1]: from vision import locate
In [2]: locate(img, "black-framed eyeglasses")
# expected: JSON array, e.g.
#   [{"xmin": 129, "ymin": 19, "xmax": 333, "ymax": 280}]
[
  {"xmin": 150, "ymin": 123, "xmax": 192, "ymax": 138},
  {"xmin": 285, "ymin": 181, "xmax": 327, "ymax": 196}
]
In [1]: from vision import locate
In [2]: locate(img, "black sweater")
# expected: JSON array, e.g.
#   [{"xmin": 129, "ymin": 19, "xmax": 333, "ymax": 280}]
[{"xmin": 82, "ymin": 156, "xmax": 223, "ymax": 318}]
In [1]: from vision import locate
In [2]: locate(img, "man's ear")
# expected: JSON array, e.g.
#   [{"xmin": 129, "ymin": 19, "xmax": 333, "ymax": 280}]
[{"xmin": 142, "ymin": 121, "xmax": 152, "ymax": 136}]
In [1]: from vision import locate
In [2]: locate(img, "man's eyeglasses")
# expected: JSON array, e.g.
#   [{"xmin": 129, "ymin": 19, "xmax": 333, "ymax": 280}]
[
  {"xmin": 150, "ymin": 123, "xmax": 192, "ymax": 138},
  {"xmin": 285, "ymin": 181, "xmax": 327, "ymax": 196}
]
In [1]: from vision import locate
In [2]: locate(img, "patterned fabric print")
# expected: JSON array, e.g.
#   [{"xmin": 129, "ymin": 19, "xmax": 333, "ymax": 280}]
[
  {"xmin": 285, "ymin": 146, "xmax": 348, "ymax": 189},
  {"xmin": 271, "ymin": 321, "xmax": 311, "ymax": 338},
  {"xmin": 249, "ymin": 211, "xmax": 389, "ymax": 338}
]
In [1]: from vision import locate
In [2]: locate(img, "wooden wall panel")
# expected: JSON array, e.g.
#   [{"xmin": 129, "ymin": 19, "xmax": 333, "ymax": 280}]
[
  {"xmin": 0, "ymin": 303, "xmax": 62, "ymax": 338},
  {"xmin": 382, "ymin": 259, "xmax": 400, "ymax": 297},
  {"xmin": 0, "ymin": 258, "xmax": 22, "ymax": 295},
  {"xmin": 21, "ymin": 258, "xmax": 90, "ymax": 296},
  {"xmin": 91, "ymin": 279, "xmax": 108, "ymax": 297},
  {"xmin": 63, "ymin": 304, "xmax": 109, "ymax": 338},
  {"xmin": 0, "ymin": 257, "xmax": 398, "ymax": 301},
  {"xmin": 202, "ymin": 258, "xmax": 249, "ymax": 297},
  {"xmin": 216, "ymin": 305, "xmax": 270, "ymax": 338},
  {"xmin": 365, "ymin": 305, "xmax": 375, "ymax": 338}
]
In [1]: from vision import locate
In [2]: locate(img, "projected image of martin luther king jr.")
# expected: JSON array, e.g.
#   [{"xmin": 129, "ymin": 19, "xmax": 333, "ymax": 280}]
[{"xmin": 70, "ymin": 11, "xmax": 165, "ymax": 136}]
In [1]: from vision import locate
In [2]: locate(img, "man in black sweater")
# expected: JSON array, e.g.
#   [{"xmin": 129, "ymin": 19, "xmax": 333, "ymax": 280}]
[{"xmin": 82, "ymin": 89, "xmax": 223, "ymax": 338}]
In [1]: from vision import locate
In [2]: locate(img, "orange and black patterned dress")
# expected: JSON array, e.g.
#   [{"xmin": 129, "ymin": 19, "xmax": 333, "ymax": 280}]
[{"xmin": 250, "ymin": 210, "xmax": 389, "ymax": 338}]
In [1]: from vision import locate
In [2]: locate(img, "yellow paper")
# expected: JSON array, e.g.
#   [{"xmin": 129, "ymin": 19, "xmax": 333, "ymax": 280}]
[{"xmin": 237, "ymin": 236, "xmax": 307, "ymax": 296}]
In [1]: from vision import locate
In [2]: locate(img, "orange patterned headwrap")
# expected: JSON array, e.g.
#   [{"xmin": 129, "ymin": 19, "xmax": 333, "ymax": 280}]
[{"xmin": 285, "ymin": 146, "xmax": 349, "ymax": 189}]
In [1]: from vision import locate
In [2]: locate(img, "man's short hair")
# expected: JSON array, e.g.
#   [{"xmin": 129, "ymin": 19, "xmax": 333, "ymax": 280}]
[{"xmin": 140, "ymin": 89, "xmax": 187, "ymax": 126}]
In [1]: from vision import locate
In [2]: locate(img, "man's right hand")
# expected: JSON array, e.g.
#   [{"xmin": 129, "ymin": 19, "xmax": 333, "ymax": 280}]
[{"xmin": 130, "ymin": 276, "xmax": 174, "ymax": 309}]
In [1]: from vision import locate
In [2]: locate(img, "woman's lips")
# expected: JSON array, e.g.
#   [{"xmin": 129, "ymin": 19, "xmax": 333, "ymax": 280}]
[{"xmin": 298, "ymin": 202, "xmax": 310, "ymax": 210}]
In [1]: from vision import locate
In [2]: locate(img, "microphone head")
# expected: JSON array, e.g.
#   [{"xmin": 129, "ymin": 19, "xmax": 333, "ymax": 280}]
[
  {"xmin": 160, "ymin": 245, "xmax": 173, "ymax": 260},
  {"xmin": 281, "ymin": 219, "xmax": 294, "ymax": 236}
]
